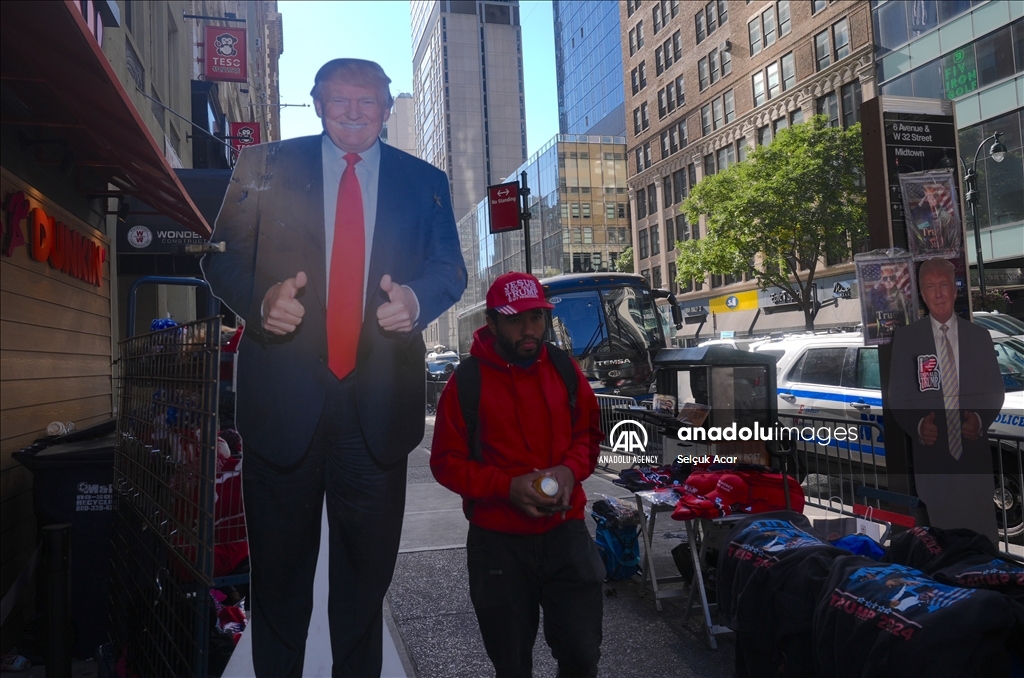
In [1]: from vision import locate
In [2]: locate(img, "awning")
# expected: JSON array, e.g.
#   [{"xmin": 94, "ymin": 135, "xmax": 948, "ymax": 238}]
[
  {"xmin": 118, "ymin": 170, "xmax": 231, "ymax": 253},
  {"xmin": 713, "ymin": 309, "xmax": 759, "ymax": 336},
  {"xmin": 1, "ymin": 1, "xmax": 210, "ymax": 236},
  {"xmin": 752, "ymin": 298, "xmax": 862, "ymax": 334}
]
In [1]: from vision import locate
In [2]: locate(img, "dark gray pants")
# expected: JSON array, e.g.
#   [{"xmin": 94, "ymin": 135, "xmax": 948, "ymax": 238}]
[{"xmin": 467, "ymin": 521, "xmax": 605, "ymax": 678}]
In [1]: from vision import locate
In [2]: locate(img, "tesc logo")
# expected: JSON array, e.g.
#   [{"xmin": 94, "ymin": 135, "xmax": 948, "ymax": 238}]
[{"xmin": 609, "ymin": 419, "xmax": 648, "ymax": 454}]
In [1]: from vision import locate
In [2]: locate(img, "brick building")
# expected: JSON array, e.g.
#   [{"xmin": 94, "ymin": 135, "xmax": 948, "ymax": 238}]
[{"xmin": 621, "ymin": 0, "xmax": 875, "ymax": 340}]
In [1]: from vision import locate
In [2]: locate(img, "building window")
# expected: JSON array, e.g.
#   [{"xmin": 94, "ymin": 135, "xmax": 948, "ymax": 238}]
[
  {"xmin": 629, "ymin": 27, "xmax": 637, "ymax": 55},
  {"xmin": 677, "ymin": 215, "xmax": 689, "ymax": 242},
  {"xmin": 766, "ymin": 62, "xmax": 781, "ymax": 99},
  {"xmin": 636, "ymin": 187, "xmax": 647, "ymax": 219},
  {"xmin": 671, "ymin": 0, "xmax": 680, "ymax": 19},
  {"xmin": 737, "ymin": 136, "xmax": 748, "ymax": 162},
  {"xmin": 656, "ymin": 46, "xmax": 665, "ymax": 75},
  {"xmin": 773, "ymin": 116, "xmax": 788, "ymax": 136},
  {"xmin": 841, "ymin": 80, "xmax": 862, "ymax": 128},
  {"xmin": 653, "ymin": 266, "xmax": 662, "ymax": 289},
  {"xmin": 663, "ymin": 175, "xmax": 672, "ymax": 209},
  {"xmin": 717, "ymin": 144, "xmax": 735, "ymax": 172},
  {"xmin": 698, "ymin": 57, "xmax": 710, "ymax": 91},
  {"xmin": 666, "ymin": 219, "xmax": 675, "ymax": 250},
  {"xmin": 666, "ymin": 81, "xmax": 676, "ymax": 113},
  {"xmin": 778, "ymin": 0, "xmax": 791, "ymax": 36},
  {"xmin": 709, "ymin": 49, "xmax": 719, "ymax": 85},
  {"xmin": 583, "ymin": 225, "xmax": 593, "ymax": 242},
  {"xmin": 658, "ymin": 88, "xmax": 667, "ymax": 118},
  {"xmin": 661, "ymin": 130, "xmax": 671, "ymax": 158},
  {"xmin": 651, "ymin": 224, "xmax": 661, "ymax": 255},
  {"xmin": 701, "ymin": 104, "xmax": 712, "ymax": 135},
  {"xmin": 673, "ymin": 169, "xmax": 686, "ymax": 203},
  {"xmin": 712, "ymin": 97, "xmax": 724, "ymax": 130},
  {"xmin": 811, "ymin": 0, "xmax": 826, "ymax": 15},
  {"xmin": 636, "ymin": 147, "xmax": 644, "ymax": 172},
  {"xmin": 633, "ymin": 107, "xmax": 641, "ymax": 135},
  {"xmin": 757, "ymin": 125, "xmax": 771, "ymax": 146},
  {"xmin": 639, "ymin": 229, "xmax": 650, "ymax": 259},
  {"xmin": 647, "ymin": 183, "xmax": 658, "ymax": 215},
  {"xmin": 653, "ymin": 2, "xmax": 662, "ymax": 33},
  {"xmin": 627, "ymin": 0, "xmax": 636, "ymax": 17},
  {"xmin": 752, "ymin": 71, "xmax": 766, "ymax": 107},
  {"xmin": 637, "ymin": 20, "xmax": 644, "ymax": 48},
  {"xmin": 703, "ymin": 153, "xmax": 715, "ymax": 178},
  {"xmin": 672, "ymin": 30, "xmax": 682, "ymax": 61},
  {"xmin": 816, "ymin": 91, "xmax": 839, "ymax": 127},
  {"xmin": 695, "ymin": 10, "xmax": 706, "ymax": 44},
  {"xmin": 675, "ymin": 75, "xmax": 685, "ymax": 107},
  {"xmin": 781, "ymin": 52, "xmax": 796, "ymax": 91},
  {"xmin": 814, "ymin": 30, "xmax": 831, "ymax": 71},
  {"xmin": 790, "ymin": 109, "xmax": 803, "ymax": 126},
  {"xmin": 679, "ymin": 117, "xmax": 688, "ymax": 147},
  {"xmin": 582, "ymin": 203, "xmax": 591, "ymax": 220},
  {"xmin": 641, "ymin": 102, "xmax": 649, "ymax": 130},
  {"xmin": 631, "ymin": 67, "xmax": 640, "ymax": 95},
  {"xmin": 724, "ymin": 89, "xmax": 735, "ymax": 123},
  {"xmin": 669, "ymin": 262, "xmax": 679, "ymax": 293},
  {"xmin": 663, "ymin": 38, "xmax": 674, "ymax": 69},
  {"xmin": 763, "ymin": 7, "xmax": 776, "ymax": 47},
  {"xmin": 688, "ymin": 163, "xmax": 697, "ymax": 190},
  {"xmin": 644, "ymin": 142, "xmax": 652, "ymax": 168},
  {"xmin": 833, "ymin": 18, "xmax": 850, "ymax": 61},
  {"xmin": 748, "ymin": 17, "xmax": 762, "ymax": 56}
]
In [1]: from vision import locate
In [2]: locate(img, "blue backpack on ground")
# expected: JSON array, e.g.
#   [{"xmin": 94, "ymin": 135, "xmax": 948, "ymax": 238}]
[{"xmin": 591, "ymin": 512, "xmax": 641, "ymax": 581}]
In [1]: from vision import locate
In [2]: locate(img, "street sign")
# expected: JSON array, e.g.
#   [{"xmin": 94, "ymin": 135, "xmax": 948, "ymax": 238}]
[{"xmin": 487, "ymin": 181, "xmax": 520, "ymax": 234}]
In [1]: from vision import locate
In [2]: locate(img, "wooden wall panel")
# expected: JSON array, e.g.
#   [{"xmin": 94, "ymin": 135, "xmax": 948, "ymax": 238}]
[
  {"xmin": 1, "ymin": 291, "xmax": 110, "ymax": 336},
  {"xmin": 0, "ymin": 351, "xmax": 111, "ymax": 381}
]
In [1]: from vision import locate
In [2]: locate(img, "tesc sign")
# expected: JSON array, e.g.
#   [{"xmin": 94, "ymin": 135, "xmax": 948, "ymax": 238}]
[{"xmin": 487, "ymin": 181, "xmax": 520, "ymax": 234}]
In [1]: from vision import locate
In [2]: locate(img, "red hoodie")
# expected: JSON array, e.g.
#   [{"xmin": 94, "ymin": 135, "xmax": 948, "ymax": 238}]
[{"xmin": 430, "ymin": 326, "xmax": 603, "ymax": 535}]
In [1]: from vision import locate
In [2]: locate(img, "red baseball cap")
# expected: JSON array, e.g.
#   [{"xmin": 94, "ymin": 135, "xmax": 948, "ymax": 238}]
[{"xmin": 486, "ymin": 272, "xmax": 555, "ymax": 315}]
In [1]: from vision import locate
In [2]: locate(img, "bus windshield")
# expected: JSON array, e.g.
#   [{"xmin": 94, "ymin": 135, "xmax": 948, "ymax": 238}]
[{"xmin": 548, "ymin": 286, "xmax": 661, "ymax": 358}]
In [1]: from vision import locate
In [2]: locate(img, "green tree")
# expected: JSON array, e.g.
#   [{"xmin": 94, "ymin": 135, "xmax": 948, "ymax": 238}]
[
  {"xmin": 678, "ymin": 115, "xmax": 866, "ymax": 330},
  {"xmin": 616, "ymin": 245, "xmax": 635, "ymax": 273}
]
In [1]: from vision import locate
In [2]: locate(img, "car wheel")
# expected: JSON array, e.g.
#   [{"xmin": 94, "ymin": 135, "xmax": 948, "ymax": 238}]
[{"xmin": 994, "ymin": 469, "xmax": 1023, "ymax": 540}]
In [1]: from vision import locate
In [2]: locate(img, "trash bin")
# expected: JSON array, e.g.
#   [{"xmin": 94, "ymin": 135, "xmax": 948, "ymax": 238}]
[{"xmin": 13, "ymin": 419, "xmax": 116, "ymax": 659}]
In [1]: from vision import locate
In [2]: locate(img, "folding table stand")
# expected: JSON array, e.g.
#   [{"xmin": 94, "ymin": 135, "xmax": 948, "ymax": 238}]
[{"xmin": 635, "ymin": 491, "xmax": 741, "ymax": 649}]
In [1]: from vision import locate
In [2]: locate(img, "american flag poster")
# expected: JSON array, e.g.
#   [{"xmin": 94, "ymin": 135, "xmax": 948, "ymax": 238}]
[
  {"xmin": 855, "ymin": 251, "xmax": 919, "ymax": 346},
  {"xmin": 898, "ymin": 170, "xmax": 963, "ymax": 259}
]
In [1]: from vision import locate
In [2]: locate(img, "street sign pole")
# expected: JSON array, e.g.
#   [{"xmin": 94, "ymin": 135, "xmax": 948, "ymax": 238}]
[{"xmin": 520, "ymin": 170, "xmax": 532, "ymax": 274}]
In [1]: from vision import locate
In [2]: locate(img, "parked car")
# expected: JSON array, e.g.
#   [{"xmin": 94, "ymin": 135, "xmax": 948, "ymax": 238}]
[
  {"xmin": 425, "ymin": 350, "xmax": 459, "ymax": 383},
  {"xmin": 753, "ymin": 329, "xmax": 1024, "ymax": 538},
  {"xmin": 973, "ymin": 311, "xmax": 1024, "ymax": 339}
]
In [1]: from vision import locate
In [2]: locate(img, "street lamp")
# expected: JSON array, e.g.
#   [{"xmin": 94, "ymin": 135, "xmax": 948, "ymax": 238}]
[{"xmin": 961, "ymin": 132, "xmax": 1007, "ymax": 296}]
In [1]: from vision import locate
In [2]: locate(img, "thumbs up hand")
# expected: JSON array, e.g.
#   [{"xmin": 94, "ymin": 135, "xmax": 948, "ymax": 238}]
[
  {"xmin": 919, "ymin": 411, "xmax": 938, "ymax": 446},
  {"xmin": 376, "ymin": 274, "xmax": 419, "ymax": 333},
  {"xmin": 262, "ymin": 271, "xmax": 307, "ymax": 335}
]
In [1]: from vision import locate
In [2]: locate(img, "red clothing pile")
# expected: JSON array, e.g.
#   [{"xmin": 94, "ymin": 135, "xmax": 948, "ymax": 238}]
[{"xmin": 430, "ymin": 326, "xmax": 603, "ymax": 534}]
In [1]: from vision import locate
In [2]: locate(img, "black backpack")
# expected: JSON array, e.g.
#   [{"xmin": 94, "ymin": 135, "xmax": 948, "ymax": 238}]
[{"xmin": 454, "ymin": 343, "xmax": 579, "ymax": 462}]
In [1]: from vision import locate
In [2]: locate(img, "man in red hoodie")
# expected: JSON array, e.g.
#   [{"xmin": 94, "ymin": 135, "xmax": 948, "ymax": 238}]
[{"xmin": 431, "ymin": 271, "xmax": 605, "ymax": 678}]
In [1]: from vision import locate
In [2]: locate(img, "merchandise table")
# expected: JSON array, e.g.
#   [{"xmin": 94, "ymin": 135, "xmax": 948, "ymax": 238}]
[{"xmin": 634, "ymin": 490, "xmax": 741, "ymax": 649}]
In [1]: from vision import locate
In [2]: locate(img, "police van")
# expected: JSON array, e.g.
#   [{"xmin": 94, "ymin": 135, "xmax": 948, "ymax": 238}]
[{"xmin": 752, "ymin": 330, "xmax": 1024, "ymax": 537}]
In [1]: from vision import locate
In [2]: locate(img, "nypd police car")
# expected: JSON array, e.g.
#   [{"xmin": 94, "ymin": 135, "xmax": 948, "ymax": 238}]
[{"xmin": 753, "ymin": 330, "xmax": 1024, "ymax": 538}]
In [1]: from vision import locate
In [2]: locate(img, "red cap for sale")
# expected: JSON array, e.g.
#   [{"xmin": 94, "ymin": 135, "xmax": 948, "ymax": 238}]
[{"xmin": 486, "ymin": 272, "xmax": 555, "ymax": 315}]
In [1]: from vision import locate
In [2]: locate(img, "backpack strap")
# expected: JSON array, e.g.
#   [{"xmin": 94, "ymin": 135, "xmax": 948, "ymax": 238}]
[
  {"xmin": 454, "ymin": 356, "xmax": 483, "ymax": 462},
  {"xmin": 545, "ymin": 343, "xmax": 578, "ymax": 415}
]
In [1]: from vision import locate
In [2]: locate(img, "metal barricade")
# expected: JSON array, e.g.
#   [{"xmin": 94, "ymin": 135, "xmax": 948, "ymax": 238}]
[
  {"xmin": 110, "ymin": 316, "xmax": 222, "ymax": 677},
  {"xmin": 781, "ymin": 413, "xmax": 1024, "ymax": 558}
]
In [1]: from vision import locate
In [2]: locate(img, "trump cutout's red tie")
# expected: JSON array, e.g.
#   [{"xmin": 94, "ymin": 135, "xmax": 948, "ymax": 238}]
[{"xmin": 327, "ymin": 153, "xmax": 364, "ymax": 380}]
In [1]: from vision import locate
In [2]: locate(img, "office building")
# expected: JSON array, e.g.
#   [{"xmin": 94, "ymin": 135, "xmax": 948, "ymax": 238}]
[
  {"xmin": 622, "ymin": 0, "xmax": 876, "ymax": 340},
  {"xmin": 872, "ymin": 0, "xmax": 1023, "ymax": 310},
  {"xmin": 453, "ymin": 134, "xmax": 629, "ymax": 317},
  {"xmin": 384, "ymin": 92, "xmax": 418, "ymax": 156},
  {"xmin": 553, "ymin": 0, "xmax": 627, "ymax": 136},
  {"xmin": 411, "ymin": 0, "xmax": 529, "ymax": 347},
  {"xmin": 411, "ymin": 0, "xmax": 528, "ymax": 220}
]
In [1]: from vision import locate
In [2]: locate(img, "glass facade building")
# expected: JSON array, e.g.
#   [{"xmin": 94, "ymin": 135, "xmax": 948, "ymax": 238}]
[
  {"xmin": 873, "ymin": 0, "xmax": 1023, "ymax": 281},
  {"xmin": 553, "ymin": 0, "xmax": 627, "ymax": 136},
  {"xmin": 455, "ymin": 135, "xmax": 630, "ymax": 315}
]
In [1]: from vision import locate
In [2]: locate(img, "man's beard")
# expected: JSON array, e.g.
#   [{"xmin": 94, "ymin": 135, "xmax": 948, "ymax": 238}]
[{"xmin": 496, "ymin": 333, "xmax": 541, "ymax": 361}]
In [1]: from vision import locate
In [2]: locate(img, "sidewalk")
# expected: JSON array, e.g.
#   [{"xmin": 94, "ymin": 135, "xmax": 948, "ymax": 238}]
[{"xmin": 383, "ymin": 417, "xmax": 735, "ymax": 678}]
